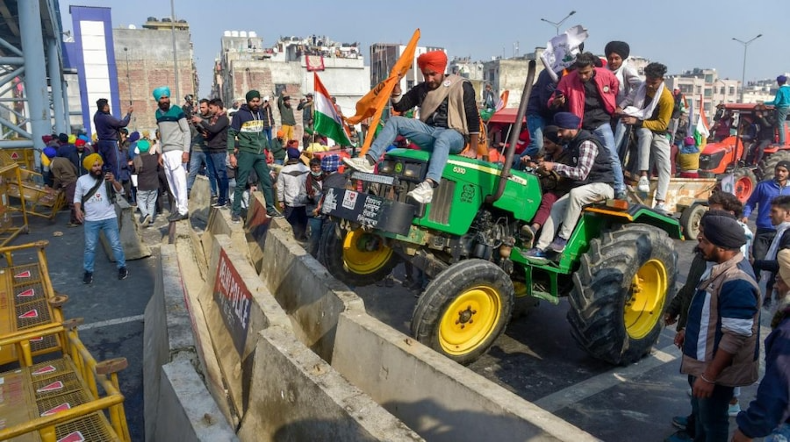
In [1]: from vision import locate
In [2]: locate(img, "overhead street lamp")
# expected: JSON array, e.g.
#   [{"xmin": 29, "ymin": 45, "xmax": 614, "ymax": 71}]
[
  {"xmin": 732, "ymin": 34, "xmax": 762, "ymax": 103},
  {"xmin": 540, "ymin": 10, "xmax": 576, "ymax": 36}
]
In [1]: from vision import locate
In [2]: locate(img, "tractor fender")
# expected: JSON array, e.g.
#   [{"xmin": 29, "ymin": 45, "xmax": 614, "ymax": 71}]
[{"xmin": 583, "ymin": 205, "xmax": 683, "ymax": 240}]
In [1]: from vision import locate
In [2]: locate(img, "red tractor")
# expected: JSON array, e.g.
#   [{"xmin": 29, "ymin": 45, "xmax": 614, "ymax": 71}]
[{"xmin": 697, "ymin": 103, "xmax": 790, "ymax": 201}]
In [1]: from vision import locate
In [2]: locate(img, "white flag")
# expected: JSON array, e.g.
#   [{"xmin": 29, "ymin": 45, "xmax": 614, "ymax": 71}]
[{"xmin": 539, "ymin": 25, "xmax": 588, "ymax": 82}]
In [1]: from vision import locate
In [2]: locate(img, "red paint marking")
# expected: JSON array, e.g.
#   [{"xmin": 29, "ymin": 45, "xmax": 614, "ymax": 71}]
[
  {"xmin": 9, "ymin": 152, "xmax": 18, "ymax": 160},
  {"xmin": 32, "ymin": 365, "xmax": 56, "ymax": 375},
  {"xmin": 58, "ymin": 431, "xmax": 85, "ymax": 442},
  {"xmin": 14, "ymin": 270, "xmax": 31, "ymax": 278},
  {"xmin": 41, "ymin": 402, "xmax": 70, "ymax": 416},
  {"xmin": 30, "ymin": 336, "xmax": 43, "ymax": 342},
  {"xmin": 16, "ymin": 288, "xmax": 34, "ymax": 297},
  {"xmin": 19, "ymin": 309, "xmax": 38, "ymax": 319},
  {"xmin": 36, "ymin": 380, "xmax": 64, "ymax": 393}
]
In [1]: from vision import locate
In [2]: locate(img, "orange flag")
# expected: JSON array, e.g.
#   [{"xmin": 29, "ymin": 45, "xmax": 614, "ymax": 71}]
[{"xmin": 345, "ymin": 29, "xmax": 420, "ymax": 155}]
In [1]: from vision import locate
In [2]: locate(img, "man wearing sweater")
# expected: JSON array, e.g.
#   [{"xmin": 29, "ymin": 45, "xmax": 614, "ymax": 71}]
[
  {"xmin": 194, "ymin": 98, "xmax": 230, "ymax": 208},
  {"xmin": 228, "ymin": 90, "xmax": 279, "ymax": 222},
  {"xmin": 764, "ymin": 75, "xmax": 790, "ymax": 146},
  {"xmin": 92, "ymin": 98, "xmax": 132, "ymax": 179},
  {"xmin": 153, "ymin": 86, "xmax": 190, "ymax": 221}
]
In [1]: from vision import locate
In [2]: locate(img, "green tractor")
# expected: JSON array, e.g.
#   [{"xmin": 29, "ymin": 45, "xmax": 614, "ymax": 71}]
[{"xmin": 319, "ymin": 61, "xmax": 682, "ymax": 365}]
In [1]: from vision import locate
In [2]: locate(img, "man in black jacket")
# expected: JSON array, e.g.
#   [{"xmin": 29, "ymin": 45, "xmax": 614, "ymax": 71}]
[
  {"xmin": 343, "ymin": 50, "xmax": 479, "ymax": 204},
  {"xmin": 193, "ymin": 98, "xmax": 230, "ymax": 208}
]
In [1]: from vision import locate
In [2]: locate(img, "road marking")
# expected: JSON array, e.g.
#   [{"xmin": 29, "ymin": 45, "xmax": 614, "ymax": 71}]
[
  {"xmin": 534, "ymin": 344, "xmax": 682, "ymax": 413},
  {"xmin": 534, "ymin": 314, "xmax": 776, "ymax": 413},
  {"xmin": 78, "ymin": 314, "xmax": 144, "ymax": 331}
]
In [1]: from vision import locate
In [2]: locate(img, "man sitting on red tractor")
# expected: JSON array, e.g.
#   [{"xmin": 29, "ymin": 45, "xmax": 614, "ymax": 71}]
[{"xmin": 525, "ymin": 112, "xmax": 615, "ymax": 259}]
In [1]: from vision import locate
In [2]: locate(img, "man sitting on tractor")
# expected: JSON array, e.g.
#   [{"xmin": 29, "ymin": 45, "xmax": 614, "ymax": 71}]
[
  {"xmin": 746, "ymin": 104, "xmax": 776, "ymax": 166},
  {"xmin": 525, "ymin": 112, "xmax": 615, "ymax": 259},
  {"xmin": 343, "ymin": 50, "xmax": 480, "ymax": 204}
]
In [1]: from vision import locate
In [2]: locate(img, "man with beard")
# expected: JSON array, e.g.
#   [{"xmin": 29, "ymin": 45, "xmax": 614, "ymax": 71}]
[
  {"xmin": 278, "ymin": 92, "xmax": 296, "ymax": 141},
  {"xmin": 187, "ymin": 98, "xmax": 215, "ymax": 198},
  {"xmin": 92, "ymin": 98, "xmax": 132, "ymax": 178},
  {"xmin": 679, "ymin": 214, "xmax": 760, "ymax": 441},
  {"xmin": 153, "ymin": 86, "xmax": 190, "ymax": 221},
  {"xmin": 194, "ymin": 98, "xmax": 230, "ymax": 208},
  {"xmin": 525, "ymin": 112, "xmax": 614, "ymax": 259},
  {"xmin": 227, "ymin": 90, "xmax": 279, "ymax": 222},
  {"xmin": 73, "ymin": 153, "xmax": 127, "ymax": 284},
  {"xmin": 344, "ymin": 50, "xmax": 480, "ymax": 204}
]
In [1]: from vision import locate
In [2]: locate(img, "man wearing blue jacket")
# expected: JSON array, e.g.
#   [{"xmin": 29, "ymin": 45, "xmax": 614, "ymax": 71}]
[
  {"xmin": 92, "ymin": 98, "xmax": 132, "ymax": 178},
  {"xmin": 743, "ymin": 160, "xmax": 790, "ymax": 280},
  {"xmin": 764, "ymin": 75, "xmax": 790, "ymax": 146}
]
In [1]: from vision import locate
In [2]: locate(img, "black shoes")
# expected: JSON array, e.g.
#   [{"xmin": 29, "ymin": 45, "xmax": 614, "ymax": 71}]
[
  {"xmin": 167, "ymin": 212, "xmax": 188, "ymax": 222},
  {"xmin": 231, "ymin": 213, "xmax": 241, "ymax": 223},
  {"xmin": 118, "ymin": 267, "xmax": 129, "ymax": 280},
  {"xmin": 267, "ymin": 208, "xmax": 283, "ymax": 218},
  {"xmin": 83, "ymin": 271, "xmax": 93, "ymax": 284}
]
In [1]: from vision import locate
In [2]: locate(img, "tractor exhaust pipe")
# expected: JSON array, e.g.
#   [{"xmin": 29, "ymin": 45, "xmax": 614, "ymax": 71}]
[{"xmin": 486, "ymin": 59, "xmax": 537, "ymax": 204}]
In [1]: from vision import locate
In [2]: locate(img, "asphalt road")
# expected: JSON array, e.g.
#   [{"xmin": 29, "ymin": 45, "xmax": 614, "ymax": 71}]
[{"xmin": 355, "ymin": 235, "xmax": 770, "ymax": 441}]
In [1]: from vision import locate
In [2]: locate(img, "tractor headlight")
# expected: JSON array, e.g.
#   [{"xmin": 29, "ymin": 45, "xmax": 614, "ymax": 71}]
[
  {"xmin": 403, "ymin": 163, "xmax": 422, "ymax": 178},
  {"xmin": 379, "ymin": 160, "xmax": 395, "ymax": 174}
]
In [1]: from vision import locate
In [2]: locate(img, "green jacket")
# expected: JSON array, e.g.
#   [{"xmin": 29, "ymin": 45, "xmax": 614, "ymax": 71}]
[
  {"xmin": 227, "ymin": 104, "xmax": 270, "ymax": 155},
  {"xmin": 278, "ymin": 96, "xmax": 296, "ymax": 126},
  {"xmin": 270, "ymin": 137, "xmax": 286, "ymax": 160}
]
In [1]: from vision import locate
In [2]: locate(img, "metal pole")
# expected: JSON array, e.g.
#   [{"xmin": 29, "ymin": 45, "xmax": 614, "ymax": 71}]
[
  {"xmin": 62, "ymin": 79, "xmax": 70, "ymax": 130},
  {"xmin": 47, "ymin": 38, "xmax": 67, "ymax": 134},
  {"xmin": 18, "ymin": 0, "xmax": 50, "ymax": 170},
  {"xmin": 740, "ymin": 45, "xmax": 747, "ymax": 103},
  {"xmin": 170, "ymin": 0, "xmax": 180, "ymax": 102},
  {"xmin": 124, "ymin": 47, "xmax": 131, "ymax": 105}
]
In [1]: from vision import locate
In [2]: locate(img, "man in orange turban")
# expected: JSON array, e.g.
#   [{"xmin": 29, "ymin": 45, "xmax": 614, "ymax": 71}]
[{"xmin": 344, "ymin": 50, "xmax": 479, "ymax": 204}]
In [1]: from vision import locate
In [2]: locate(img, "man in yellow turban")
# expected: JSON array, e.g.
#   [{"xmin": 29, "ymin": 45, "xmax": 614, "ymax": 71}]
[{"xmin": 73, "ymin": 153, "xmax": 128, "ymax": 283}]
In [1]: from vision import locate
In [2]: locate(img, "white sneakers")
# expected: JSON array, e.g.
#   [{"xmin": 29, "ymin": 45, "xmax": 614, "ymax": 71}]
[
  {"xmin": 654, "ymin": 201, "xmax": 668, "ymax": 212},
  {"xmin": 637, "ymin": 176, "xmax": 650, "ymax": 193},
  {"xmin": 343, "ymin": 157, "xmax": 375, "ymax": 174},
  {"xmin": 407, "ymin": 181, "xmax": 434, "ymax": 204}
]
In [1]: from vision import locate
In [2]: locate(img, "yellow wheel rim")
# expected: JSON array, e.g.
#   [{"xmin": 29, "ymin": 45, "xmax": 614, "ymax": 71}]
[
  {"xmin": 513, "ymin": 281, "xmax": 528, "ymax": 298},
  {"xmin": 342, "ymin": 228, "xmax": 393, "ymax": 275},
  {"xmin": 624, "ymin": 259, "xmax": 667, "ymax": 339},
  {"xmin": 438, "ymin": 285, "xmax": 502, "ymax": 356}
]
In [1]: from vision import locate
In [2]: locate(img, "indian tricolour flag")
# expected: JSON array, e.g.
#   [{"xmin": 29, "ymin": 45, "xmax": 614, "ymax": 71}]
[
  {"xmin": 694, "ymin": 94, "xmax": 710, "ymax": 150},
  {"xmin": 313, "ymin": 72, "xmax": 352, "ymax": 146}
]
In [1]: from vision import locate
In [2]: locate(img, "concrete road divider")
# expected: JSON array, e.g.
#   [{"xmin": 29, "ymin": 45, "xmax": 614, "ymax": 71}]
[{"xmin": 188, "ymin": 175, "xmax": 211, "ymax": 224}]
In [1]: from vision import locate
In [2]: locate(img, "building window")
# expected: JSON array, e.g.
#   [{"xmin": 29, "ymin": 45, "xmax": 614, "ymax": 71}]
[
  {"xmin": 720, "ymin": 87, "xmax": 725, "ymax": 95},
  {"xmin": 729, "ymin": 87, "xmax": 735, "ymax": 95},
  {"xmin": 705, "ymin": 74, "xmax": 713, "ymax": 83},
  {"xmin": 704, "ymin": 88, "xmax": 712, "ymax": 98}
]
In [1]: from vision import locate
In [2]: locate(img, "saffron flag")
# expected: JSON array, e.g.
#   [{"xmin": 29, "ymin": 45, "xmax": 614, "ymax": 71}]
[
  {"xmin": 495, "ymin": 90, "xmax": 509, "ymax": 113},
  {"xmin": 313, "ymin": 73, "xmax": 352, "ymax": 146},
  {"xmin": 345, "ymin": 29, "xmax": 420, "ymax": 155},
  {"xmin": 694, "ymin": 95, "xmax": 710, "ymax": 150}
]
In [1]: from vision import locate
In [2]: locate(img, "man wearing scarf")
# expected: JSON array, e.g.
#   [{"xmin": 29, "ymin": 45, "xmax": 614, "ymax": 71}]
[
  {"xmin": 344, "ymin": 50, "xmax": 480, "ymax": 204},
  {"xmin": 619, "ymin": 62, "xmax": 674, "ymax": 211},
  {"xmin": 605, "ymin": 41, "xmax": 642, "ymax": 155},
  {"xmin": 680, "ymin": 214, "xmax": 760, "ymax": 442},
  {"xmin": 752, "ymin": 195, "xmax": 790, "ymax": 306},
  {"xmin": 153, "ymin": 86, "xmax": 190, "ymax": 221}
]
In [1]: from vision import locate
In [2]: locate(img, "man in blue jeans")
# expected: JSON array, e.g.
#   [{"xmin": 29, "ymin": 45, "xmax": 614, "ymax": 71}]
[
  {"xmin": 187, "ymin": 98, "xmax": 217, "ymax": 198},
  {"xmin": 73, "ymin": 153, "xmax": 128, "ymax": 284},
  {"xmin": 193, "ymin": 98, "xmax": 230, "ymax": 207},
  {"xmin": 344, "ymin": 50, "xmax": 479, "ymax": 204},
  {"xmin": 765, "ymin": 75, "xmax": 790, "ymax": 146},
  {"xmin": 92, "ymin": 98, "xmax": 132, "ymax": 179}
]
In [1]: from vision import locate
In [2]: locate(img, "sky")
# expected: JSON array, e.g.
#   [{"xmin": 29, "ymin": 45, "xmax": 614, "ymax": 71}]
[{"xmin": 59, "ymin": 0, "xmax": 788, "ymax": 99}]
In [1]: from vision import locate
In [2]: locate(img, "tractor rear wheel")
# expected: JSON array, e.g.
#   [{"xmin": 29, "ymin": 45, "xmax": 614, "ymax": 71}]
[
  {"xmin": 568, "ymin": 224, "xmax": 677, "ymax": 365},
  {"xmin": 758, "ymin": 151, "xmax": 790, "ymax": 181},
  {"xmin": 411, "ymin": 260, "xmax": 514, "ymax": 365},
  {"xmin": 732, "ymin": 167, "xmax": 757, "ymax": 203},
  {"xmin": 320, "ymin": 221, "xmax": 399, "ymax": 287}
]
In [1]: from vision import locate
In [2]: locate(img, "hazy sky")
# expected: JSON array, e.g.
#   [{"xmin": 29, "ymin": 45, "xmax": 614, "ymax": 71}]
[{"xmin": 60, "ymin": 0, "xmax": 787, "ymax": 98}]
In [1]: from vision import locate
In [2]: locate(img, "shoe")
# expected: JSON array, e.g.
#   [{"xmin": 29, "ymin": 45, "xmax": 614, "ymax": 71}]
[
  {"xmin": 614, "ymin": 191, "xmax": 626, "ymax": 200},
  {"xmin": 665, "ymin": 430, "xmax": 693, "ymax": 442},
  {"xmin": 343, "ymin": 156, "xmax": 375, "ymax": 174},
  {"xmin": 637, "ymin": 176, "xmax": 650, "ymax": 193},
  {"xmin": 141, "ymin": 215, "xmax": 151, "ymax": 228},
  {"xmin": 83, "ymin": 271, "xmax": 93, "ymax": 285},
  {"xmin": 654, "ymin": 202, "xmax": 668, "ymax": 213},
  {"xmin": 408, "ymin": 281, "xmax": 423, "ymax": 293},
  {"xmin": 524, "ymin": 248, "xmax": 551, "ymax": 262},
  {"xmin": 402, "ymin": 277, "xmax": 415, "ymax": 288},
  {"xmin": 728, "ymin": 402, "xmax": 741, "ymax": 417},
  {"xmin": 118, "ymin": 267, "xmax": 129, "ymax": 280},
  {"xmin": 67, "ymin": 222, "xmax": 80, "ymax": 228},
  {"xmin": 231, "ymin": 213, "xmax": 241, "ymax": 223},
  {"xmin": 672, "ymin": 415, "xmax": 689, "ymax": 430},
  {"xmin": 138, "ymin": 215, "xmax": 146, "ymax": 224},
  {"xmin": 212, "ymin": 201, "xmax": 227, "ymax": 209},
  {"xmin": 548, "ymin": 236, "xmax": 568, "ymax": 253},
  {"xmin": 267, "ymin": 209, "xmax": 284, "ymax": 218},
  {"xmin": 407, "ymin": 181, "xmax": 434, "ymax": 204},
  {"xmin": 167, "ymin": 211, "xmax": 188, "ymax": 222}
]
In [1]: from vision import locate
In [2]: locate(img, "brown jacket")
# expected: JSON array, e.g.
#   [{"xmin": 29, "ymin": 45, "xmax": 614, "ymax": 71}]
[{"xmin": 50, "ymin": 157, "xmax": 77, "ymax": 190}]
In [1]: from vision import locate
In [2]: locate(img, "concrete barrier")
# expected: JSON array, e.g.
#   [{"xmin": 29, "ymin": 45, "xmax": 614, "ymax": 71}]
[
  {"xmin": 188, "ymin": 175, "xmax": 211, "ymax": 224},
  {"xmin": 100, "ymin": 198, "xmax": 151, "ymax": 261},
  {"xmin": 143, "ymin": 244, "xmax": 236, "ymax": 442},
  {"xmin": 238, "ymin": 327, "xmax": 422, "ymax": 442}
]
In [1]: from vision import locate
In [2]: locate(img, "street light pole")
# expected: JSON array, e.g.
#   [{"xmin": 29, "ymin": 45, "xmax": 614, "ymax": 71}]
[
  {"xmin": 123, "ymin": 47, "xmax": 131, "ymax": 105},
  {"xmin": 540, "ymin": 10, "xmax": 576, "ymax": 35},
  {"xmin": 732, "ymin": 34, "xmax": 762, "ymax": 103},
  {"xmin": 170, "ymin": 0, "xmax": 180, "ymax": 102}
]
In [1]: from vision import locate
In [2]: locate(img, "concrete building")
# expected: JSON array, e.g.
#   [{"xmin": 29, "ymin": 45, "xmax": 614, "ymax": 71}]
[
  {"xmin": 214, "ymin": 33, "xmax": 368, "ymax": 143},
  {"xmin": 665, "ymin": 68, "xmax": 739, "ymax": 118},
  {"xmin": 742, "ymin": 74, "xmax": 790, "ymax": 104},
  {"xmin": 369, "ymin": 43, "xmax": 445, "ymax": 92},
  {"xmin": 449, "ymin": 56, "xmax": 484, "ymax": 81},
  {"xmin": 63, "ymin": 9, "xmax": 197, "ymax": 136}
]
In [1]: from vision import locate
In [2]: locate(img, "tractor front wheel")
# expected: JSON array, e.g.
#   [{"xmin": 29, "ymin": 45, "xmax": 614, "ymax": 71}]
[
  {"xmin": 411, "ymin": 260, "xmax": 514, "ymax": 365},
  {"xmin": 568, "ymin": 224, "xmax": 677, "ymax": 365},
  {"xmin": 732, "ymin": 167, "xmax": 757, "ymax": 203},
  {"xmin": 320, "ymin": 221, "xmax": 400, "ymax": 287},
  {"xmin": 679, "ymin": 204, "xmax": 707, "ymax": 240}
]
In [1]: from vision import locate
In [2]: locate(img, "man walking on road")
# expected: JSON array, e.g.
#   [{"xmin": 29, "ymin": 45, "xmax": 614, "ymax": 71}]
[
  {"xmin": 73, "ymin": 153, "xmax": 127, "ymax": 284},
  {"xmin": 153, "ymin": 86, "xmax": 190, "ymax": 221},
  {"xmin": 92, "ymin": 98, "xmax": 132, "ymax": 179},
  {"xmin": 679, "ymin": 214, "xmax": 760, "ymax": 441},
  {"xmin": 227, "ymin": 90, "xmax": 279, "ymax": 222}
]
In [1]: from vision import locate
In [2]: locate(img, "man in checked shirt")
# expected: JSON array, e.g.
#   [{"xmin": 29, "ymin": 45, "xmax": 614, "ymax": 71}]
[{"xmin": 526, "ymin": 112, "xmax": 615, "ymax": 260}]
